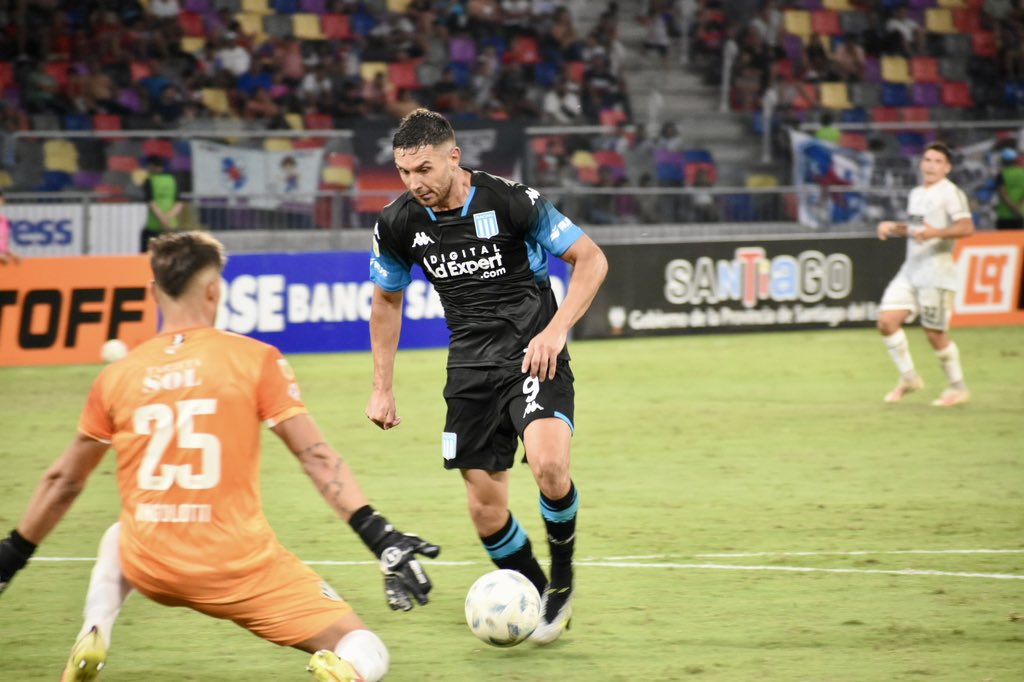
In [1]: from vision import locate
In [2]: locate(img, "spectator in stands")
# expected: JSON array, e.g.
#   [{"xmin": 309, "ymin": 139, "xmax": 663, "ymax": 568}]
[
  {"xmin": 587, "ymin": 166, "xmax": 619, "ymax": 225},
  {"xmin": 815, "ymin": 112, "xmax": 842, "ymax": 144},
  {"xmin": 832, "ymin": 33, "xmax": 867, "ymax": 82},
  {"xmin": 884, "ymin": 6, "xmax": 924, "ymax": 56},
  {"xmin": 542, "ymin": 78, "xmax": 584, "ymax": 124},
  {"xmin": 748, "ymin": 0, "xmax": 782, "ymax": 53},
  {"xmin": 1001, "ymin": 0, "xmax": 1024, "ymax": 80},
  {"xmin": 215, "ymin": 31, "xmax": 251, "ymax": 79},
  {"xmin": 581, "ymin": 48, "xmax": 629, "ymax": 122},
  {"xmin": 140, "ymin": 156, "xmax": 182, "ymax": 253},
  {"xmin": 546, "ymin": 5, "xmax": 583, "ymax": 60},
  {"xmin": 244, "ymin": 87, "xmax": 280, "ymax": 122},
  {"xmin": 689, "ymin": 165, "xmax": 718, "ymax": 223},
  {"xmin": 995, "ymin": 147, "xmax": 1024, "ymax": 229},
  {"xmin": 388, "ymin": 88, "xmax": 422, "ymax": 119},
  {"xmin": 22, "ymin": 60, "xmax": 69, "ymax": 115},
  {"xmin": 470, "ymin": 50, "xmax": 500, "ymax": 110},
  {"xmin": 641, "ymin": 6, "xmax": 671, "ymax": 65},
  {"xmin": 364, "ymin": 71, "xmax": 393, "ymax": 118},
  {"xmin": 152, "ymin": 84, "xmax": 185, "ymax": 128},
  {"xmin": 0, "ymin": 191, "xmax": 19, "ymax": 265},
  {"xmin": 494, "ymin": 61, "xmax": 541, "ymax": 118},
  {"xmin": 634, "ymin": 172, "xmax": 659, "ymax": 224},
  {"xmin": 803, "ymin": 34, "xmax": 837, "ymax": 82}
]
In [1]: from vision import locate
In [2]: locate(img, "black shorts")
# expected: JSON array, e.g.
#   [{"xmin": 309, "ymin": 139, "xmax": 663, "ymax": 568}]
[{"xmin": 441, "ymin": 362, "xmax": 575, "ymax": 471}]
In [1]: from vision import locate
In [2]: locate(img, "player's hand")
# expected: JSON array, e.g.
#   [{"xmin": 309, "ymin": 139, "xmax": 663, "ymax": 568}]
[
  {"xmin": 912, "ymin": 222, "xmax": 936, "ymax": 242},
  {"xmin": 378, "ymin": 533, "xmax": 441, "ymax": 611},
  {"xmin": 0, "ymin": 530, "xmax": 36, "ymax": 596},
  {"xmin": 877, "ymin": 221, "xmax": 896, "ymax": 240},
  {"xmin": 351, "ymin": 508, "xmax": 440, "ymax": 611},
  {"xmin": 365, "ymin": 388, "xmax": 402, "ymax": 430},
  {"xmin": 522, "ymin": 326, "xmax": 567, "ymax": 381}
]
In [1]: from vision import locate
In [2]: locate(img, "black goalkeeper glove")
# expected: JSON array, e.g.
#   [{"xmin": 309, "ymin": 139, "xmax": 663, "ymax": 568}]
[
  {"xmin": 350, "ymin": 506, "xmax": 440, "ymax": 611},
  {"xmin": 0, "ymin": 529, "xmax": 37, "ymax": 596}
]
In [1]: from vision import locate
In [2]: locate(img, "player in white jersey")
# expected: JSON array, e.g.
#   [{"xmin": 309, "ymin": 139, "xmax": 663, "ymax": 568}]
[{"xmin": 876, "ymin": 142, "xmax": 975, "ymax": 406}]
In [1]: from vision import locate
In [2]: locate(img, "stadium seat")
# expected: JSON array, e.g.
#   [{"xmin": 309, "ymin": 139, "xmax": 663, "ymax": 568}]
[
  {"xmin": 387, "ymin": 60, "xmax": 420, "ymax": 89},
  {"xmin": 179, "ymin": 12, "xmax": 205, "ymax": 36},
  {"xmin": 264, "ymin": 137, "xmax": 294, "ymax": 151},
  {"xmin": 274, "ymin": 0, "xmax": 300, "ymax": 12},
  {"xmin": 881, "ymin": 56, "xmax": 913, "ymax": 83},
  {"xmin": 936, "ymin": 0, "xmax": 965, "ymax": 7},
  {"xmin": 184, "ymin": 0, "xmax": 211, "ymax": 11},
  {"xmin": 870, "ymin": 106, "xmax": 901, "ymax": 123},
  {"xmin": 43, "ymin": 61, "xmax": 71, "ymax": 92},
  {"xmin": 952, "ymin": 8, "xmax": 981, "ymax": 31},
  {"xmin": 791, "ymin": 83, "xmax": 819, "ymax": 109},
  {"xmin": 686, "ymin": 161, "xmax": 717, "ymax": 186},
  {"xmin": 143, "ymin": 139, "xmax": 175, "ymax": 160},
  {"xmin": 839, "ymin": 106, "xmax": 870, "ymax": 123},
  {"xmin": 745, "ymin": 173, "xmax": 778, "ymax": 188},
  {"xmin": 44, "ymin": 140, "xmax": 79, "ymax": 173},
  {"xmin": 293, "ymin": 13, "xmax": 325, "ymax": 39},
  {"xmin": 0, "ymin": 62, "xmax": 12, "ymax": 88},
  {"xmin": 242, "ymin": 0, "xmax": 272, "ymax": 13},
  {"xmin": 592, "ymin": 150, "xmax": 626, "ymax": 180},
  {"xmin": 284, "ymin": 112, "xmax": 303, "ymax": 129},
  {"xmin": 811, "ymin": 10, "xmax": 841, "ymax": 35},
  {"xmin": 200, "ymin": 88, "xmax": 230, "ymax": 114},
  {"xmin": 941, "ymin": 81, "xmax": 974, "ymax": 107},
  {"xmin": 350, "ymin": 10, "xmax": 379, "ymax": 36},
  {"xmin": 181, "ymin": 37, "xmax": 206, "ymax": 53},
  {"xmin": 235, "ymin": 13, "xmax": 266, "ymax": 40},
  {"xmin": 599, "ymin": 108, "xmax": 628, "ymax": 126},
  {"xmin": 839, "ymin": 11, "xmax": 868, "ymax": 35},
  {"xmin": 864, "ymin": 57, "xmax": 881, "ymax": 82},
  {"xmin": 564, "ymin": 60, "xmax": 586, "ymax": 84},
  {"xmin": 911, "ymin": 83, "xmax": 941, "ymax": 107},
  {"xmin": 170, "ymin": 154, "xmax": 192, "ymax": 172},
  {"xmin": 361, "ymin": 61, "xmax": 388, "ymax": 83},
  {"xmin": 971, "ymin": 32, "xmax": 997, "ymax": 58},
  {"xmin": 93, "ymin": 113, "xmax": 122, "ymax": 132},
  {"xmin": 939, "ymin": 57, "xmax": 968, "ymax": 81},
  {"xmin": 321, "ymin": 14, "xmax": 351, "ymax": 39},
  {"xmin": 322, "ymin": 166, "xmax": 354, "ymax": 187},
  {"xmin": 783, "ymin": 9, "xmax": 812, "ymax": 37},
  {"xmin": 63, "ymin": 113, "xmax": 92, "ymax": 131},
  {"xmin": 820, "ymin": 81, "xmax": 853, "ymax": 109},
  {"xmin": 449, "ymin": 36, "xmax": 476, "ymax": 64},
  {"xmin": 925, "ymin": 8, "xmax": 956, "ymax": 32},
  {"xmin": 510, "ymin": 35, "xmax": 540, "ymax": 64},
  {"xmin": 118, "ymin": 89, "xmax": 143, "ymax": 113},
  {"xmin": 72, "ymin": 170, "xmax": 102, "ymax": 189},
  {"xmin": 130, "ymin": 61, "xmax": 154, "ymax": 82},
  {"xmin": 910, "ymin": 57, "xmax": 941, "ymax": 83},
  {"xmin": 897, "ymin": 132, "xmax": 926, "ymax": 155},
  {"xmin": 387, "ymin": 0, "xmax": 411, "ymax": 10},
  {"xmin": 107, "ymin": 155, "xmax": 139, "ymax": 172},
  {"xmin": 327, "ymin": 152, "xmax": 355, "ymax": 169},
  {"xmin": 264, "ymin": 13, "xmax": 293, "ymax": 37},
  {"xmin": 839, "ymin": 131, "xmax": 868, "ymax": 151},
  {"xmin": 40, "ymin": 170, "xmax": 73, "ymax": 191},
  {"xmin": 822, "ymin": 0, "xmax": 852, "ymax": 9},
  {"xmin": 300, "ymin": 0, "xmax": 326, "ymax": 12},
  {"xmin": 850, "ymin": 82, "xmax": 882, "ymax": 107},
  {"xmin": 881, "ymin": 83, "xmax": 910, "ymax": 107},
  {"xmin": 304, "ymin": 112, "xmax": 333, "ymax": 129},
  {"xmin": 94, "ymin": 183, "xmax": 126, "ymax": 201}
]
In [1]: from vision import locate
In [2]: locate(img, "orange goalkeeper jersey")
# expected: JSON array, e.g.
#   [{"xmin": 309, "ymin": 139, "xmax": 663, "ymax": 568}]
[{"xmin": 78, "ymin": 326, "xmax": 308, "ymax": 601}]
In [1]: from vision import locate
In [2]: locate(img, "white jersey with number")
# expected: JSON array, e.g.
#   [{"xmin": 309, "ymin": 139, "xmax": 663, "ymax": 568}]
[{"xmin": 900, "ymin": 177, "xmax": 971, "ymax": 290}]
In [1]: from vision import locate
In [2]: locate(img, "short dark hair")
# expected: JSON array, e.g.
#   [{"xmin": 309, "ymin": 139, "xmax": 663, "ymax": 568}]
[
  {"xmin": 924, "ymin": 141, "xmax": 953, "ymax": 164},
  {"xmin": 392, "ymin": 108, "xmax": 455, "ymax": 150},
  {"xmin": 149, "ymin": 231, "xmax": 226, "ymax": 298}
]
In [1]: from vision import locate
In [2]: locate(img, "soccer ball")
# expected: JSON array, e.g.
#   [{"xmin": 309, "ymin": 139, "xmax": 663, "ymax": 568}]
[
  {"xmin": 464, "ymin": 569, "xmax": 541, "ymax": 647},
  {"xmin": 100, "ymin": 338, "xmax": 129, "ymax": 363}
]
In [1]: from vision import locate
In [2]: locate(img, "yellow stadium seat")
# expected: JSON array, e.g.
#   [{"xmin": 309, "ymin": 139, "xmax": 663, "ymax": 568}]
[
  {"xmin": 819, "ymin": 82, "xmax": 853, "ymax": 109},
  {"xmin": 235, "ymin": 13, "xmax": 266, "ymax": 39},
  {"xmin": 131, "ymin": 169, "xmax": 149, "ymax": 186},
  {"xmin": 293, "ymin": 14, "xmax": 325, "ymax": 40},
  {"xmin": 322, "ymin": 166, "xmax": 354, "ymax": 186},
  {"xmin": 241, "ymin": 0, "xmax": 271, "ymax": 14},
  {"xmin": 925, "ymin": 8, "xmax": 956, "ymax": 32},
  {"xmin": 783, "ymin": 10, "xmax": 812, "ymax": 37},
  {"xmin": 746, "ymin": 174, "xmax": 779, "ymax": 188},
  {"xmin": 881, "ymin": 55, "xmax": 913, "ymax": 83},
  {"xmin": 822, "ymin": 0, "xmax": 852, "ymax": 9},
  {"xmin": 570, "ymin": 150, "xmax": 597, "ymax": 168},
  {"xmin": 180, "ymin": 36, "xmax": 206, "ymax": 54},
  {"xmin": 201, "ymin": 88, "xmax": 230, "ymax": 115},
  {"xmin": 360, "ymin": 61, "xmax": 388, "ymax": 83},
  {"xmin": 0, "ymin": 170, "xmax": 12, "ymax": 188},
  {"xmin": 285, "ymin": 113, "xmax": 304, "ymax": 130},
  {"xmin": 936, "ymin": 0, "xmax": 965, "ymax": 7},
  {"xmin": 43, "ymin": 139, "xmax": 79, "ymax": 173},
  {"xmin": 264, "ymin": 138, "xmax": 294, "ymax": 151},
  {"xmin": 387, "ymin": 0, "xmax": 412, "ymax": 10}
]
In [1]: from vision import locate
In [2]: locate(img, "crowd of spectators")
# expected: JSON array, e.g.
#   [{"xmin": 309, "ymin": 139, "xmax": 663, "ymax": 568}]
[{"xmin": 0, "ymin": 0, "xmax": 633, "ymax": 130}]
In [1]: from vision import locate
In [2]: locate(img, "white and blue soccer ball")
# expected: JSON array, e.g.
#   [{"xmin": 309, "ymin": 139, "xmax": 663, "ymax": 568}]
[
  {"xmin": 100, "ymin": 338, "xmax": 129, "ymax": 363},
  {"xmin": 464, "ymin": 569, "xmax": 541, "ymax": 647}
]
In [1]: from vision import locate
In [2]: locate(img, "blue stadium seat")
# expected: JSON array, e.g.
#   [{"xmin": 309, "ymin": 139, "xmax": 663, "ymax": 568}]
[{"xmin": 881, "ymin": 83, "xmax": 910, "ymax": 107}]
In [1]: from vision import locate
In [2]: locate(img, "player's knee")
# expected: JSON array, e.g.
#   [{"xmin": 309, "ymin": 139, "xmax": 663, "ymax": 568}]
[
  {"xmin": 334, "ymin": 629, "xmax": 389, "ymax": 682},
  {"xmin": 466, "ymin": 497, "xmax": 507, "ymax": 532},
  {"xmin": 531, "ymin": 456, "xmax": 570, "ymax": 498}
]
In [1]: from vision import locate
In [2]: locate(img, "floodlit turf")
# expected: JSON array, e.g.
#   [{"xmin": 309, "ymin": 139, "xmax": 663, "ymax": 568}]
[{"xmin": 1, "ymin": 327, "xmax": 1022, "ymax": 681}]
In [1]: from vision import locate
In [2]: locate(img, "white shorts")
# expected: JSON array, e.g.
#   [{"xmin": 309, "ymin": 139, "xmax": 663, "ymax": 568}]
[{"xmin": 879, "ymin": 274, "xmax": 955, "ymax": 331}]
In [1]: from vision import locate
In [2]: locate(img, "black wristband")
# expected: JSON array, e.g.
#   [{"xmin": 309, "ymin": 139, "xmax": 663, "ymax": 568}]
[
  {"xmin": 348, "ymin": 505, "xmax": 375, "ymax": 532},
  {"xmin": 8, "ymin": 529, "xmax": 37, "ymax": 558}
]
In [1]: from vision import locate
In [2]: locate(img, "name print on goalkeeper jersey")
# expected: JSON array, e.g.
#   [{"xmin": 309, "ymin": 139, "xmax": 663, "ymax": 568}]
[{"xmin": 371, "ymin": 170, "xmax": 584, "ymax": 368}]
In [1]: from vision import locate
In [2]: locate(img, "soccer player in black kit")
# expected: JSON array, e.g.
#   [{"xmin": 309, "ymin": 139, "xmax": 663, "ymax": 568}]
[{"xmin": 366, "ymin": 109, "xmax": 607, "ymax": 644}]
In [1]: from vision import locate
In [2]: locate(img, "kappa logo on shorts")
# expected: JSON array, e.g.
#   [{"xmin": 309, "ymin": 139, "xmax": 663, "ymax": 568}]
[
  {"xmin": 523, "ymin": 401, "xmax": 545, "ymax": 418},
  {"xmin": 473, "ymin": 210, "xmax": 499, "ymax": 239},
  {"xmin": 442, "ymin": 432, "xmax": 457, "ymax": 460}
]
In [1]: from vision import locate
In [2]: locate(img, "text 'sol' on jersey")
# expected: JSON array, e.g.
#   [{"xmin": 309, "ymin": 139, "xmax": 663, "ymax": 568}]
[{"xmin": 370, "ymin": 170, "xmax": 584, "ymax": 368}]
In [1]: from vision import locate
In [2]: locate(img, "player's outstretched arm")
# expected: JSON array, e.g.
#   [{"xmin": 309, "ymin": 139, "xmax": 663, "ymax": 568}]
[
  {"xmin": 523, "ymin": 234, "xmax": 608, "ymax": 380},
  {"xmin": 1, "ymin": 434, "xmax": 108, "ymax": 595},
  {"xmin": 273, "ymin": 413, "xmax": 440, "ymax": 611},
  {"xmin": 366, "ymin": 286, "xmax": 404, "ymax": 430}
]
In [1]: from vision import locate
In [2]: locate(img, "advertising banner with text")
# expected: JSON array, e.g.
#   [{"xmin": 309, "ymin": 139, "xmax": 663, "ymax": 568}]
[
  {"xmin": 575, "ymin": 237, "xmax": 907, "ymax": 339},
  {"xmin": 952, "ymin": 230, "xmax": 1024, "ymax": 327},
  {"xmin": 0, "ymin": 256, "xmax": 159, "ymax": 366}
]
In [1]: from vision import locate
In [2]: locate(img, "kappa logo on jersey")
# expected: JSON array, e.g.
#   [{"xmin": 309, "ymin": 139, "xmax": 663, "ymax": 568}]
[
  {"xmin": 957, "ymin": 245, "xmax": 1019, "ymax": 313},
  {"xmin": 525, "ymin": 187, "xmax": 540, "ymax": 206},
  {"xmin": 412, "ymin": 231, "xmax": 435, "ymax": 248},
  {"xmin": 473, "ymin": 210, "xmax": 499, "ymax": 239},
  {"xmin": 523, "ymin": 400, "xmax": 545, "ymax": 419}
]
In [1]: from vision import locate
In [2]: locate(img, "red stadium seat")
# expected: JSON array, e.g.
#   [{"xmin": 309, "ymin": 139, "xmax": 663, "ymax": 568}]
[
  {"xmin": 952, "ymin": 8, "xmax": 981, "ymax": 32},
  {"xmin": 971, "ymin": 31, "xmax": 997, "ymax": 58},
  {"xmin": 387, "ymin": 60, "xmax": 421, "ymax": 90},
  {"xmin": 942, "ymin": 81, "xmax": 974, "ymax": 107},
  {"xmin": 142, "ymin": 139, "xmax": 175, "ymax": 160},
  {"xmin": 179, "ymin": 12, "xmax": 206, "ymax": 37},
  {"xmin": 839, "ymin": 131, "xmax": 868, "ymax": 151},
  {"xmin": 564, "ymin": 60, "xmax": 586, "ymax": 84},
  {"xmin": 304, "ymin": 112, "xmax": 333, "ymax": 130},
  {"xmin": 107, "ymin": 155, "xmax": 139, "ymax": 172},
  {"xmin": 869, "ymin": 106, "xmax": 901, "ymax": 123},
  {"xmin": 93, "ymin": 114, "xmax": 122, "ymax": 131},
  {"xmin": 509, "ymin": 35, "xmax": 540, "ymax": 65},
  {"xmin": 43, "ymin": 61, "xmax": 71, "ymax": 92},
  {"xmin": 910, "ymin": 57, "xmax": 940, "ymax": 83},
  {"xmin": 321, "ymin": 14, "xmax": 352, "ymax": 39},
  {"xmin": 811, "ymin": 10, "xmax": 841, "ymax": 35}
]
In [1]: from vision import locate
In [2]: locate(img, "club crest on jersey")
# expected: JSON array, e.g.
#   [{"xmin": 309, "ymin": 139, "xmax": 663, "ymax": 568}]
[
  {"xmin": 473, "ymin": 210, "xmax": 499, "ymax": 239},
  {"xmin": 164, "ymin": 333, "xmax": 186, "ymax": 355}
]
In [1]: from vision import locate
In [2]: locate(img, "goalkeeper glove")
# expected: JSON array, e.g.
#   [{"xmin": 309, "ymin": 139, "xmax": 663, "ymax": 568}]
[
  {"xmin": 350, "ymin": 506, "xmax": 440, "ymax": 611},
  {"xmin": 0, "ymin": 529, "xmax": 37, "ymax": 596}
]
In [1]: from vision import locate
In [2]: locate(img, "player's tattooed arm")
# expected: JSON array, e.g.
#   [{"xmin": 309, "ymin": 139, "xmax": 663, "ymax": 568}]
[{"xmin": 296, "ymin": 441, "xmax": 346, "ymax": 506}]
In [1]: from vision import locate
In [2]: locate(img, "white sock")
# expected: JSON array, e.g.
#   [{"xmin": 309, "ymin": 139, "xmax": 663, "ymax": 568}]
[
  {"xmin": 883, "ymin": 329, "xmax": 916, "ymax": 376},
  {"xmin": 935, "ymin": 341, "xmax": 965, "ymax": 387},
  {"xmin": 77, "ymin": 522, "xmax": 133, "ymax": 646},
  {"xmin": 334, "ymin": 629, "xmax": 389, "ymax": 682}
]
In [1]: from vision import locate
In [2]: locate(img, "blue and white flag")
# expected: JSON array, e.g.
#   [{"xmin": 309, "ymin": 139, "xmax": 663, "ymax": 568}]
[{"xmin": 789, "ymin": 130, "xmax": 874, "ymax": 230}]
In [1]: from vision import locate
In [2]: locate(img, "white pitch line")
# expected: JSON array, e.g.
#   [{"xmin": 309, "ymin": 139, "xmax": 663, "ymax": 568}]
[
  {"xmin": 29, "ymin": 557, "xmax": 1024, "ymax": 580},
  {"xmin": 697, "ymin": 549, "xmax": 1024, "ymax": 558}
]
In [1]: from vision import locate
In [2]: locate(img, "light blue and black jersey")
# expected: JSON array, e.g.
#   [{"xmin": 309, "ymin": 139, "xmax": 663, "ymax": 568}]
[{"xmin": 370, "ymin": 169, "xmax": 584, "ymax": 368}]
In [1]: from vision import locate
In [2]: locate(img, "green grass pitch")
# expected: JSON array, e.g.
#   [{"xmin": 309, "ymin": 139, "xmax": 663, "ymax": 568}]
[{"xmin": 1, "ymin": 327, "xmax": 1022, "ymax": 681}]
